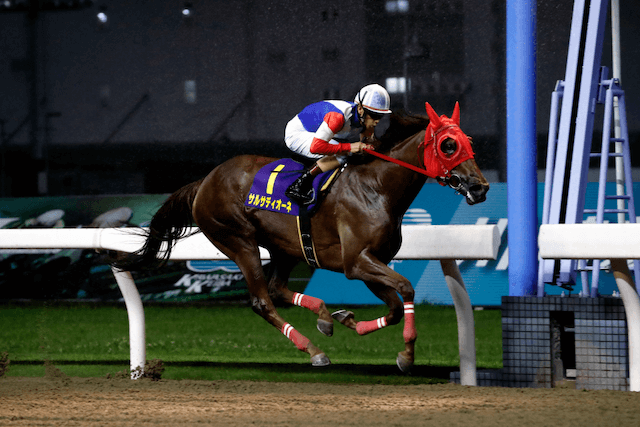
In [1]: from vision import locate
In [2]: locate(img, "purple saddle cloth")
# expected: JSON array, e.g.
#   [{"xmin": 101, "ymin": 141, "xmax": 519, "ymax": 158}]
[{"xmin": 245, "ymin": 159, "xmax": 339, "ymax": 216}]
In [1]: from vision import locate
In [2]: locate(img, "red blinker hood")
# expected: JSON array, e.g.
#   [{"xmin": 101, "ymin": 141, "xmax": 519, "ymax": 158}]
[{"xmin": 423, "ymin": 102, "xmax": 475, "ymax": 179}]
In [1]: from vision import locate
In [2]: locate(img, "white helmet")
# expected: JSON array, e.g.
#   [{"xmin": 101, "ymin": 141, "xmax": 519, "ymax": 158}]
[{"xmin": 354, "ymin": 84, "xmax": 392, "ymax": 115}]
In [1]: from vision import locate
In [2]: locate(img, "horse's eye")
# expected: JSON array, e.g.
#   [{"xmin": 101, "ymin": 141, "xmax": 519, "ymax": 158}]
[{"xmin": 440, "ymin": 139, "xmax": 457, "ymax": 156}]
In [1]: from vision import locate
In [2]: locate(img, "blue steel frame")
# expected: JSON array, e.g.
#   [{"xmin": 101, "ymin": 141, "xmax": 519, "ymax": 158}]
[
  {"xmin": 540, "ymin": 0, "xmax": 638, "ymax": 296},
  {"xmin": 542, "ymin": 0, "xmax": 589, "ymax": 288},
  {"xmin": 541, "ymin": 0, "xmax": 608, "ymax": 290},
  {"xmin": 506, "ymin": 0, "xmax": 538, "ymax": 296},
  {"xmin": 582, "ymin": 78, "xmax": 639, "ymax": 297},
  {"xmin": 537, "ymin": 81, "xmax": 564, "ymax": 296}
]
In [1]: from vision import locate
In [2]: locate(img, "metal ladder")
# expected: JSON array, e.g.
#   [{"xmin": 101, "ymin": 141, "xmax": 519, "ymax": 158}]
[
  {"xmin": 538, "ymin": 0, "xmax": 638, "ymax": 297},
  {"xmin": 578, "ymin": 69, "xmax": 639, "ymax": 297}
]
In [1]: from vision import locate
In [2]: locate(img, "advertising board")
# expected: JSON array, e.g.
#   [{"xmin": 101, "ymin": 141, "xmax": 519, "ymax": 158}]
[{"xmin": 0, "ymin": 182, "xmax": 634, "ymax": 305}]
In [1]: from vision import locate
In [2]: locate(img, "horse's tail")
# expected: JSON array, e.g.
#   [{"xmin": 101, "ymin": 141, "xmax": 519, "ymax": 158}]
[{"xmin": 112, "ymin": 178, "xmax": 205, "ymax": 271}]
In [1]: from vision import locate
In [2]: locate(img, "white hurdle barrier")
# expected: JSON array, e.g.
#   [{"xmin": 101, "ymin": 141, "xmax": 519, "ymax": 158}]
[
  {"xmin": 0, "ymin": 224, "xmax": 499, "ymax": 383},
  {"xmin": 539, "ymin": 224, "xmax": 640, "ymax": 392}
]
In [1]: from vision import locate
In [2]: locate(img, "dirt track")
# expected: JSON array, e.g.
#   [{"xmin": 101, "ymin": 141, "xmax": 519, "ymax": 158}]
[{"xmin": 2, "ymin": 375, "xmax": 640, "ymax": 426}]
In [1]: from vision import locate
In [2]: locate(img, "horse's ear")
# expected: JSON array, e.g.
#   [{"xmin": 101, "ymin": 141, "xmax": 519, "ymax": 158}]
[
  {"xmin": 425, "ymin": 102, "xmax": 442, "ymax": 128},
  {"xmin": 451, "ymin": 102, "xmax": 461, "ymax": 125}
]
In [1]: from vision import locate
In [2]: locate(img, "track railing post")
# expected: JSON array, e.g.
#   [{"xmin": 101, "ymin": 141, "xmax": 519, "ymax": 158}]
[
  {"xmin": 440, "ymin": 259, "xmax": 477, "ymax": 386},
  {"xmin": 110, "ymin": 267, "xmax": 146, "ymax": 379},
  {"xmin": 610, "ymin": 259, "xmax": 640, "ymax": 392}
]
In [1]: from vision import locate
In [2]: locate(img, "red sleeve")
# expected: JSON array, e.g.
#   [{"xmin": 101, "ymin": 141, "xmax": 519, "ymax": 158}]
[
  {"xmin": 324, "ymin": 111, "xmax": 345, "ymax": 133},
  {"xmin": 310, "ymin": 138, "xmax": 351, "ymax": 155}
]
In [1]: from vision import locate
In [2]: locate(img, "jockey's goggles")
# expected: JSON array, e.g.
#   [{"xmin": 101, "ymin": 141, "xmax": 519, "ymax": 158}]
[{"xmin": 364, "ymin": 109, "xmax": 385, "ymax": 121}]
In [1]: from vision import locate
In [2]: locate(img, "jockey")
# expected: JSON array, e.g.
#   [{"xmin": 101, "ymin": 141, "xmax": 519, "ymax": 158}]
[{"xmin": 284, "ymin": 83, "xmax": 392, "ymax": 205}]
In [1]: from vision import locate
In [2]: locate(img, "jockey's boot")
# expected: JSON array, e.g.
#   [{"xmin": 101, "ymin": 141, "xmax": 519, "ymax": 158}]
[{"xmin": 285, "ymin": 169, "xmax": 316, "ymax": 206}]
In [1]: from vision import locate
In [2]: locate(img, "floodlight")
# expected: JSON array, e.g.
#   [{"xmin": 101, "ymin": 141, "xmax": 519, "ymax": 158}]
[
  {"xmin": 182, "ymin": 2, "xmax": 192, "ymax": 20},
  {"xmin": 96, "ymin": 4, "xmax": 108, "ymax": 29}
]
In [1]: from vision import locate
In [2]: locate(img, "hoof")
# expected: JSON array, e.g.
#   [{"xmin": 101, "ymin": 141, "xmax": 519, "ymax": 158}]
[
  {"xmin": 317, "ymin": 319, "xmax": 333, "ymax": 337},
  {"xmin": 396, "ymin": 352, "xmax": 414, "ymax": 373},
  {"xmin": 310, "ymin": 353, "xmax": 331, "ymax": 367},
  {"xmin": 331, "ymin": 309, "xmax": 354, "ymax": 324}
]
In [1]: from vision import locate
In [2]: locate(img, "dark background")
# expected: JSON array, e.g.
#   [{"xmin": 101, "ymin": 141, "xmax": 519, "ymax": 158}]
[{"xmin": 1, "ymin": 0, "xmax": 639, "ymax": 196}]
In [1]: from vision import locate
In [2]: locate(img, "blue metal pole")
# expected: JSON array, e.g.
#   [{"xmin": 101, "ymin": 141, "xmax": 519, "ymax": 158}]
[{"xmin": 507, "ymin": 0, "xmax": 538, "ymax": 296}]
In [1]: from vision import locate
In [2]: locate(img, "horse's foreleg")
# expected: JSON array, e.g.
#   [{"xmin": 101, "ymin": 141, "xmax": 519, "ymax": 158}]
[
  {"xmin": 362, "ymin": 283, "xmax": 417, "ymax": 373},
  {"xmin": 342, "ymin": 249, "xmax": 418, "ymax": 372},
  {"xmin": 398, "ymin": 301, "xmax": 417, "ymax": 372},
  {"xmin": 331, "ymin": 309, "xmax": 357, "ymax": 330}
]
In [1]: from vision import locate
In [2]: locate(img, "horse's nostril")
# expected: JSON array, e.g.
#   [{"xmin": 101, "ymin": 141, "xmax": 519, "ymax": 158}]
[
  {"xmin": 467, "ymin": 184, "xmax": 489, "ymax": 204},
  {"xmin": 470, "ymin": 184, "xmax": 484, "ymax": 194}
]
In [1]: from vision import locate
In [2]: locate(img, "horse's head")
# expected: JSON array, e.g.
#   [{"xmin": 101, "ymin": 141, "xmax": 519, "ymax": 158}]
[{"xmin": 422, "ymin": 102, "xmax": 489, "ymax": 205}]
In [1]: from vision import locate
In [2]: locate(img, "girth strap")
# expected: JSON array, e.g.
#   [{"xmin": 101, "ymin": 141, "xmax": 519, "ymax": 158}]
[
  {"xmin": 296, "ymin": 208, "xmax": 321, "ymax": 269},
  {"xmin": 294, "ymin": 162, "xmax": 347, "ymax": 268}
]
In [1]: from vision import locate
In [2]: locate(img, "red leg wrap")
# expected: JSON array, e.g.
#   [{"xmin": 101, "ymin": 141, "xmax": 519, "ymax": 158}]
[
  {"xmin": 292, "ymin": 292, "xmax": 322, "ymax": 314},
  {"xmin": 403, "ymin": 302, "xmax": 417, "ymax": 342},
  {"xmin": 356, "ymin": 317, "xmax": 387, "ymax": 336},
  {"xmin": 281, "ymin": 323, "xmax": 310, "ymax": 352}
]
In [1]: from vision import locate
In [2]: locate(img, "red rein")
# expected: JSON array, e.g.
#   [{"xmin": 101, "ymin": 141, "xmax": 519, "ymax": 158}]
[{"xmin": 363, "ymin": 148, "xmax": 433, "ymax": 178}]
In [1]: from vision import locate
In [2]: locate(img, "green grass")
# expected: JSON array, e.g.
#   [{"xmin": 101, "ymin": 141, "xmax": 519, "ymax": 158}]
[{"xmin": 0, "ymin": 302, "xmax": 502, "ymax": 384}]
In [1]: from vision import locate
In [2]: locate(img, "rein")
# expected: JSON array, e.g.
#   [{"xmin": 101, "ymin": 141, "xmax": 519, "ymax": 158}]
[
  {"xmin": 363, "ymin": 148, "xmax": 432, "ymax": 178},
  {"xmin": 363, "ymin": 144, "xmax": 464, "ymax": 192}
]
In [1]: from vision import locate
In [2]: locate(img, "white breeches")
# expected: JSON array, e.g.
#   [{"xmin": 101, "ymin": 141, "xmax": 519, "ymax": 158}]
[{"xmin": 284, "ymin": 116, "xmax": 348, "ymax": 165}]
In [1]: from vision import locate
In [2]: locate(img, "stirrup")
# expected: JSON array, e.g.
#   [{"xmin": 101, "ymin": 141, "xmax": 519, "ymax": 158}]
[
  {"xmin": 286, "ymin": 188, "xmax": 315, "ymax": 206},
  {"xmin": 285, "ymin": 173, "xmax": 316, "ymax": 205}
]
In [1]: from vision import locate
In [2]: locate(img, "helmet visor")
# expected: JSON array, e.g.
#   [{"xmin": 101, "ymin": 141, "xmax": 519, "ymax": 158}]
[{"xmin": 365, "ymin": 109, "xmax": 385, "ymax": 121}]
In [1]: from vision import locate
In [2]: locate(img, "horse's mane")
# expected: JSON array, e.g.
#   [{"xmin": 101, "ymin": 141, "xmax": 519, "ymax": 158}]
[
  {"xmin": 343, "ymin": 109, "xmax": 429, "ymax": 167},
  {"xmin": 376, "ymin": 109, "xmax": 429, "ymax": 153}
]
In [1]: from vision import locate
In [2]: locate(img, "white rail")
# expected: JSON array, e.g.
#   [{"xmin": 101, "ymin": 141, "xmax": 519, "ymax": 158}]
[
  {"xmin": 0, "ymin": 224, "xmax": 500, "ymax": 383},
  {"xmin": 539, "ymin": 224, "xmax": 640, "ymax": 391}
]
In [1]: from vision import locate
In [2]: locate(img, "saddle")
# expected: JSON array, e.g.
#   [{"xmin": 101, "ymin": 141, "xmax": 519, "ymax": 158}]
[{"xmin": 245, "ymin": 159, "xmax": 345, "ymax": 268}]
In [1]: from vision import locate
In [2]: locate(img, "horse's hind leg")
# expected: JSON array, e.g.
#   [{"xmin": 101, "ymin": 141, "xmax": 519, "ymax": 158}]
[
  {"xmin": 267, "ymin": 256, "xmax": 334, "ymax": 336},
  {"xmin": 212, "ymin": 242, "xmax": 331, "ymax": 367}
]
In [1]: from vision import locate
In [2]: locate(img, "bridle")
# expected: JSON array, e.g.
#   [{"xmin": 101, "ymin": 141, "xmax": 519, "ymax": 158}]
[
  {"xmin": 362, "ymin": 102, "xmax": 475, "ymax": 196},
  {"xmin": 419, "ymin": 126, "xmax": 469, "ymax": 193}
]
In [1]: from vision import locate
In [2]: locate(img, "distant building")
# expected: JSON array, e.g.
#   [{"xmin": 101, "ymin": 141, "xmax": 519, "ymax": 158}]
[{"xmin": 1, "ymin": 1, "xmax": 638, "ymax": 195}]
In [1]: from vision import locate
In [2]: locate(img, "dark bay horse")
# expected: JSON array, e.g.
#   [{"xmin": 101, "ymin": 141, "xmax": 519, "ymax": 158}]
[{"xmin": 114, "ymin": 102, "xmax": 489, "ymax": 372}]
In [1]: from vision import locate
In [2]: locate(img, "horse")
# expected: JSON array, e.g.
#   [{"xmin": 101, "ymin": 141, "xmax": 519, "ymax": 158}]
[{"xmin": 113, "ymin": 102, "xmax": 490, "ymax": 372}]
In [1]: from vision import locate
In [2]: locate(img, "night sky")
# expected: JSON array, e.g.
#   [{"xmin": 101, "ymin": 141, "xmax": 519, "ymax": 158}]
[{"xmin": 1, "ymin": 0, "xmax": 639, "ymax": 195}]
